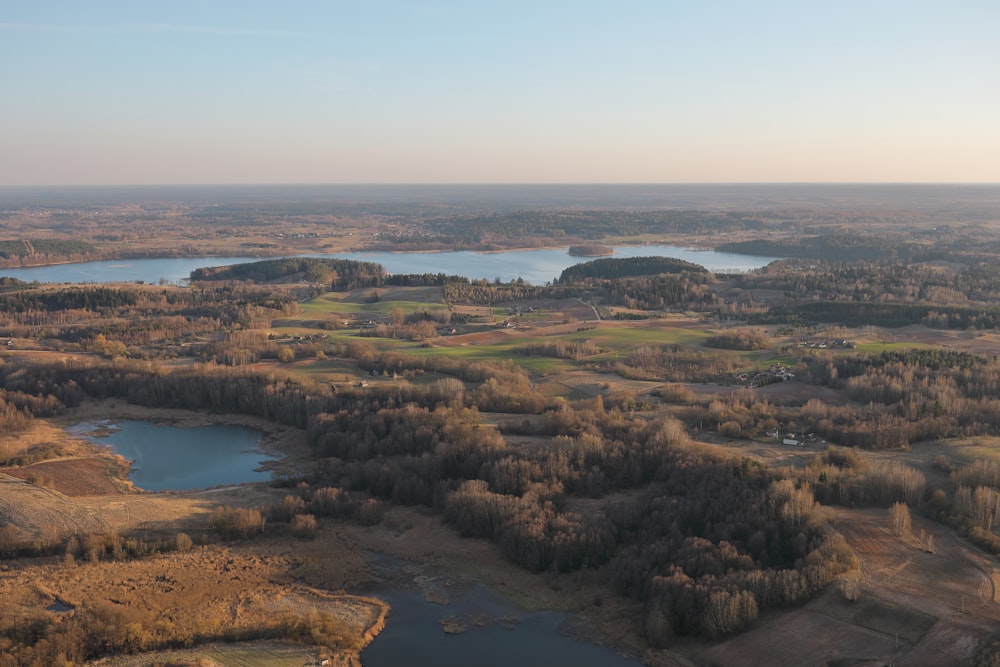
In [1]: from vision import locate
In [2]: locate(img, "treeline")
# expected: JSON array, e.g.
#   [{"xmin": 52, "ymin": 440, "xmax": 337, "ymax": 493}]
[
  {"xmin": 764, "ymin": 301, "xmax": 1000, "ymax": 329},
  {"xmin": 0, "ymin": 278, "xmax": 31, "ymax": 293},
  {"xmin": 653, "ymin": 358, "xmax": 1000, "ymax": 451},
  {"xmin": 520, "ymin": 339, "xmax": 601, "ymax": 361},
  {"xmin": 0, "ymin": 393, "xmax": 39, "ymax": 443},
  {"xmin": 605, "ymin": 273, "xmax": 714, "ymax": 311},
  {"xmin": 716, "ymin": 233, "xmax": 920, "ymax": 261},
  {"xmin": 0, "ymin": 286, "xmax": 142, "ymax": 312},
  {"xmin": 384, "ymin": 272, "xmax": 461, "ymax": 287},
  {"xmin": 357, "ymin": 320, "xmax": 440, "ymax": 341},
  {"xmin": 419, "ymin": 210, "xmax": 773, "ymax": 248},
  {"xmin": 725, "ymin": 259, "xmax": 1000, "ymax": 329},
  {"xmin": 442, "ymin": 271, "xmax": 713, "ymax": 311},
  {"xmin": 443, "ymin": 280, "xmax": 583, "ymax": 304},
  {"xmin": 718, "ymin": 229, "xmax": 1000, "ymax": 265},
  {"xmin": 674, "ymin": 347, "xmax": 1000, "ymax": 450},
  {"xmin": 798, "ymin": 446, "xmax": 927, "ymax": 508},
  {"xmin": 0, "ymin": 238, "xmax": 95, "ymax": 259},
  {"xmin": 610, "ymin": 345, "xmax": 744, "ymax": 382},
  {"xmin": 803, "ymin": 445, "xmax": 1000, "ymax": 563},
  {"xmin": 705, "ymin": 329, "xmax": 769, "ymax": 351},
  {"xmin": 0, "ymin": 352, "xmax": 554, "ymax": 430},
  {"xmin": 0, "ymin": 284, "xmax": 298, "ymax": 353},
  {"xmin": 558, "ymin": 256, "xmax": 708, "ymax": 283},
  {"xmin": 190, "ymin": 257, "xmax": 386, "ymax": 289}
]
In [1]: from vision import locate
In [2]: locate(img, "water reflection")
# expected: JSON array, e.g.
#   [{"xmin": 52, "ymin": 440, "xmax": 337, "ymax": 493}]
[
  {"xmin": 68, "ymin": 420, "xmax": 270, "ymax": 491},
  {"xmin": 362, "ymin": 587, "xmax": 642, "ymax": 667},
  {"xmin": 0, "ymin": 245, "xmax": 776, "ymax": 285}
]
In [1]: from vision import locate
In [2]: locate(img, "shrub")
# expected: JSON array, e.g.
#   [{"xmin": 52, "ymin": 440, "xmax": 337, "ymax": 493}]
[
  {"xmin": 290, "ymin": 514, "xmax": 317, "ymax": 540},
  {"xmin": 209, "ymin": 506, "xmax": 266, "ymax": 540},
  {"xmin": 174, "ymin": 532, "xmax": 193, "ymax": 553}
]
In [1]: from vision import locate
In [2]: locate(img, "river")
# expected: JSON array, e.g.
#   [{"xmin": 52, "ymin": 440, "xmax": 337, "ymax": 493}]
[{"xmin": 362, "ymin": 586, "xmax": 643, "ymax": 667}]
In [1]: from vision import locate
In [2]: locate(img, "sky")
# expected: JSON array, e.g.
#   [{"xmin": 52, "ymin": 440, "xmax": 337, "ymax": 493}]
[{"xmin": 2, "ymin": 1, "xmax": 999, "ymax": 185}]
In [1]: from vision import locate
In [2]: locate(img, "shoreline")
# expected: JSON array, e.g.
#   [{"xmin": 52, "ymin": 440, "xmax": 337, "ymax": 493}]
[
  {"xmin": 0, "ymin": 236, "xmax": 724, "ymax": 272},
  {"xmin": 56, "ymin": 398, "xmax": 309, "ymax": 480}
]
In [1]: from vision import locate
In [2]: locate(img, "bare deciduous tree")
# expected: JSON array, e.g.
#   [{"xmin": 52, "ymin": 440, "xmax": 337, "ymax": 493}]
[{"xmin": 889, "ymin": 502, "xmax": 911, "ymax": 538}]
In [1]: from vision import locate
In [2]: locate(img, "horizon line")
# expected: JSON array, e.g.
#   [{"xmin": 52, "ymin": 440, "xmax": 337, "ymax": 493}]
[{"xmin": 2, "ymin": 181, "xmax": 1000, "ymax": 188}]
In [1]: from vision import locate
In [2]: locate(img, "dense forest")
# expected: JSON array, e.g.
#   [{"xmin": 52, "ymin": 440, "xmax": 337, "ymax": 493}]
[
  {"xmin": 718, "ymin": 229, "xmax": 1000, "ymax": 263},
  {"xmin": 710, "ymin": 260, "xmax": 1000, "ymax": 329},
  {"xmin": 0, "ymin": 239, "xmax": 95, "ymax": 259},
  {"xmin": 8, "ymin": 340, "xmax": 1000, "ymax": 659},
  {"xmin": 190, "ymin": 257, "xmax": 386, "ymax": 289},
  {"xmin": 557, "ymin": 256, "xmax": 708, "ymax": 283},
  {"xmin": 0, "ymin": 357, "xmax": 856, "ymax": 648},
  {"xmin": 372, "ymin": 210, "xmax": 776, "ymax": 250},
  {"xmin": 0, "ymin": 284, "xmax": 298, "ymax": 355}
]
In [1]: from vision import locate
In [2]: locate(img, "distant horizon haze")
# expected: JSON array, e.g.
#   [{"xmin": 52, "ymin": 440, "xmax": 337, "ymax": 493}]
[
  {"xmin": 3, "ymin": 183, "xmax": 1000, "ymax": 214},
  {"xmin": 4, "ymin": 180, "xmax": 1000, "ymax": 187}
]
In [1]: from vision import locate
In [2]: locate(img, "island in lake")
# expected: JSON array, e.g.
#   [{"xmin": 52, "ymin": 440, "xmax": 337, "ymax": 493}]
[{"xmin": 567, "ymin": 244, "xmax": 614, "ymax": 257}]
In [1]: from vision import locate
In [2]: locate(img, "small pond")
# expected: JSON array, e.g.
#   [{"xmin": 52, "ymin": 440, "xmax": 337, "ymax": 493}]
[
  {"xmin": 67, "ymin": 420, "xmax": 271, "ymax": 491},
  {"xmin": 362, "ymin": 587, "xmax": 643, "ymax": 667}
]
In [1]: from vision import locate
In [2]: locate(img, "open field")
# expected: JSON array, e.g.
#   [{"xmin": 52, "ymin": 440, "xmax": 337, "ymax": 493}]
[
  {"xmin": 1, "ymin": 542, "xmax": 388, "ymax": 666},
  {"xmin": 696, "ymin": 507, "xmax": 1000, "ymax": 667}
]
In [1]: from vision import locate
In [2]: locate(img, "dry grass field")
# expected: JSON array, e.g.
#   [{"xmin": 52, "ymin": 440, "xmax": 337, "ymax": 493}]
[{"xmin": 1, "ymin": 542, "xmax": 387, "ymax": 667}]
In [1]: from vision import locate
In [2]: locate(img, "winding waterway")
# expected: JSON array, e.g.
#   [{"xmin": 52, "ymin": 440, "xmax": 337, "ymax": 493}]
[{"xmin": 362, "ymin": 587, "xmax": 643, "ymax": 667}]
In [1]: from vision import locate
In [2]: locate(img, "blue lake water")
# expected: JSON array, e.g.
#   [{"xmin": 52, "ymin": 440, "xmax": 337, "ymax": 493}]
[
  {"xmin": 362, "ymin": 588, "xmax": 643, "ymax": 667},
  {"xmin": 331, "ymin": 245, "xmax": 777, "ymax": 284},
  {"xmin": 67, "ymin": 420, "xmax": 271, "ymax": 491},
  {"xmin": 0, "ymin": 245, "xmax": 776, "ymax": 285},
  {"xmin": 0, "ymin": 256, "xmax": 264, "ymax": 286}
]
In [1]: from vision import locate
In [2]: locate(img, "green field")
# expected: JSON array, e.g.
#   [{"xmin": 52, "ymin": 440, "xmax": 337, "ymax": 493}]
[
  {"xmin": 284, "ymin": 292, "xmax": 777, "ymax": 375},
  {"xmin": 299, "ymin": 296, "xmax": 446, "ymax": 317},
  {"xmin": 854, "ymin": 341, "xmax": 932, "ymax": 353}
]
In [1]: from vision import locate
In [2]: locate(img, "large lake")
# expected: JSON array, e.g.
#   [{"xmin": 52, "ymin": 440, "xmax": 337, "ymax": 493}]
[
  {"xmin": 0, "ymin": 245, "xmax": 776, "ymax": 285},
  {"xmin": 67, "ymin": 420, "xmax": 271, "ymax": 491}
]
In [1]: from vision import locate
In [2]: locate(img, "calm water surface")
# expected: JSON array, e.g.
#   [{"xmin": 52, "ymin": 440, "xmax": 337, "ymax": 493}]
[
  {"xmin": 362, "ymin": 588, "xmax": 643, "ymax": 667},
  {"xmin": 334, "ymin": 245, "xmax": 777, "ymax": 283},
  {"xmin": 0, "ymin": 245, "xmax": 776, "ymax": 285},
  {"xmin": 68, "ymin": 420, "xmax": 270, "ymax": 491},
  {"xmin": 0, "ymin": 256, "xmax": 264, "ymax": 285}
]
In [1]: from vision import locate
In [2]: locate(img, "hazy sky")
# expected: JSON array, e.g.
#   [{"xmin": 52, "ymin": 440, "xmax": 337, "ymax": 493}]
[{"xmin": 3, "ymin": 1, "xmax": 998, "ymax": 185}]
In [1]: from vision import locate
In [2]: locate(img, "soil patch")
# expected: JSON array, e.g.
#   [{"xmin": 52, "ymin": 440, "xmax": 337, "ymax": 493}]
[{"xmin": 434, "ymin": 329, "xmax": 515, "ymax": 347}]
